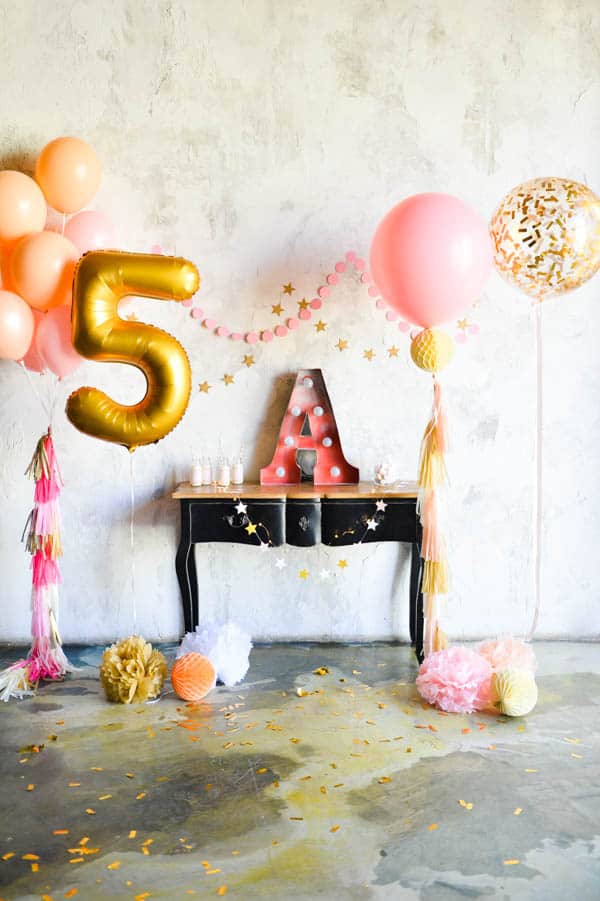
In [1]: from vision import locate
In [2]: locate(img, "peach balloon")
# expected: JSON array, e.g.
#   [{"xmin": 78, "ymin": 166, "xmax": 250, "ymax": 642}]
[
  {"xmin": 21, "ymin": 309, "xmax": 46, "ymax": 372},
  {"xmin": 35, "ymin": 305, "xmax": 82, "ymax": 377},
  {"xmin": 10, "ymin": 231, "xmax": 78, "ymax": 311},
  {"xmin": 0, "ymin": 171, "xmax": 47, "ymax": 242},
  {"xmin": 0, "ymin": 290, "xmax": 34, "ymax": 360},
  {"xmin": 64, "ymin": 210, "xmax": 115, "ymax": 254},
  {"xmin": 171, "ymin": 653, "xmax": 216, "ymax": 701},
  {"xmin": 0, "ymin": 243, "xmax": 15, "ymax": 291},
  {"xmin": 35, "ymin": 137, "xmax": 102, "ymax": 214}
]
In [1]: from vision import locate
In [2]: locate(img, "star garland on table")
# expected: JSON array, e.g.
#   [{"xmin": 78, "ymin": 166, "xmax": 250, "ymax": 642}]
[{"xmin": 223, "ymin": 497, "xmax": 390, "ymax": 579}]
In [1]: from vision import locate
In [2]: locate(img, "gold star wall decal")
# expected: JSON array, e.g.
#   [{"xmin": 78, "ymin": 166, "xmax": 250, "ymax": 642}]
[
  {"xmin": 245, "ymin": 522, "xmax": 257, "ymax": 535},
  {"xmin": 299, "ymin": 568, "xmax": 309, "ymax": 580},
  {"xmin": 457, "ymin": 318, "xmax": 469, "ymax": 331},
  {"xmin": 242, "ymin": 354, "xmax": 255, "ymax": 368},
  {"xmin": 315, "ymin": 320, "xmax": 327, "ymax": 332},
  {"xmin": 222, "ymin": 373, "xmax": 234, "ymax": 386},
  {"xmin": 337, "ymin": 559, "xmax": 348, "ymax": 570},
  {"xmin": 335, "ymin": 338, "xmax": 348, "ymax": 352},
  {"xmin": 387, "ymin": 345, "xmax": 399, "ymax": 358},
  {"xmin": 271, "ymin": 303, "xmax": 284, "ymax": 316},
  {"xmin": 198, "ymin": 381, "xmax": 211, "ymax": 393},
  {"xmin": 297, "ymin": 298, "xmax": 309, "ymax": 310},
  {"xmin": 283, "ymin": 282, "xmax": 295, "ymax": 296},
  {"xmin": 363, "ymin": 349, "xmax": 375, "ymax": 361}
]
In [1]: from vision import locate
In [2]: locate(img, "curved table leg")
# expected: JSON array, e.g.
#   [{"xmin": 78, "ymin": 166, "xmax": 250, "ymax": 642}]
[
  {"xmin": 409, "ymin": 541, "xmax": 424, "ymax": 663},
  {"xmin": 175, "ymin": 501, "xmax": 198, "ymax": 634}
]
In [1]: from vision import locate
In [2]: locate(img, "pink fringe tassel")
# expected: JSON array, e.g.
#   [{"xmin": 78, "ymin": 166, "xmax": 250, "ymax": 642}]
[
  {"xmin": 31, "ymin": 552, "xmax": 61, "ymax": 590},
  {"xmin": 0, "ymin": 429, "xmax": 74, "ymax": 701}
]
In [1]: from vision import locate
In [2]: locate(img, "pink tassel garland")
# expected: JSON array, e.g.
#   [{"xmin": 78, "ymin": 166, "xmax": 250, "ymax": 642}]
[{"xmin": 0, "ymin": 430, "xmax": 74, "ymax": 701}]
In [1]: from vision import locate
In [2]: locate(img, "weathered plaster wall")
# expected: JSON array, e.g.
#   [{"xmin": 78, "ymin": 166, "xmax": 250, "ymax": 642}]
[{"xmin": 0, "ymin": 0, "xmax": 599, "ymax": 642}]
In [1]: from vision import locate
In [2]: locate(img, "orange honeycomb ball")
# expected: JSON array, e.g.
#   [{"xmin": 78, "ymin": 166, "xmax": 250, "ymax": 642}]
[{"xmin": 171, "ymin": 652, "xmax": 216, "ymax": 701}]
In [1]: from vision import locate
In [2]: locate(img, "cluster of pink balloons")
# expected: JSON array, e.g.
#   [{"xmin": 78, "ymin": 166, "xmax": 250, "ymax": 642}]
[{"xmin": 0, "ymin": 136, "xmax": 116, "ymax": 376}]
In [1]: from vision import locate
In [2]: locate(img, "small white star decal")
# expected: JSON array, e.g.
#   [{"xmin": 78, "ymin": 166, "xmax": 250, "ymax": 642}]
[
  {"xmin": 375, "ymin": 500, "xmax": 387, "ymax": 512},
  {"xmin": 319, "ymin": 569, "xmax": 332, "ymax": 580},
  {"xmin": 366, "ymin": 518, "xmax": 378, "ymax": 531},
  {"xmin": 235, "ymin": 501, "xmax": 248, "ymax": 514},
  {"xmin": 275, "ymin": 557, "xmax": 287, "ymax": 570}
]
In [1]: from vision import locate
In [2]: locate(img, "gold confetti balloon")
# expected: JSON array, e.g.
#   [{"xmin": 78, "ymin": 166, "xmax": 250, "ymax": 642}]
[
  {"xmin": 492, "ymin": 668, "xmax": 538, "ymax": 717},
  {"xmin": 410, "ymin": 328, "xmax": 454, "ymax": 373},
  {"xmin": 490, "ymin": 177, "xmax": 600, "ymax": 299}
]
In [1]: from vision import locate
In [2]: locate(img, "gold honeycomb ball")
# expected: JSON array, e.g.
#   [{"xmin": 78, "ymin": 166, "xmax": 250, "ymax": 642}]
[
  {"xmin": 492, "ymin": 668, "xmax": 538, "ymax": 717},
  {"xmin": 410, "ymin": 328, "xmax": 454, "ymax": 373}
]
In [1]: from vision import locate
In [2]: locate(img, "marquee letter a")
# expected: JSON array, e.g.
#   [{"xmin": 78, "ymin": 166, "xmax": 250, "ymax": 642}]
[{"xmin": 260, "ymin": 369, "xmax": 359, "ymax": 485}]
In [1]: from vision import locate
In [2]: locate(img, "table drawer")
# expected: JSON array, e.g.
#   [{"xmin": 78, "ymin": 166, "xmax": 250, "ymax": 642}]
[
  {"xmin": 188, "ymin": 499, "xmax": 285, "ymax": 547},
  {"xmin": 321, "ymin": 499, "xmax": 418, "ymax": 545},
  {"xmin": 286, "ymin": 499, "xmax": 320, "ymax": 547}
]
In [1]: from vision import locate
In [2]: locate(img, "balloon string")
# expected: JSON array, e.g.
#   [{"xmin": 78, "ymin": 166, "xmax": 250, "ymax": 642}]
[
  {"xmin": 17, "ymin": 361, "xmax": 51, "ymax": 422},
  {"xmin": 46, "ymin": 374, "xmax": 60, "ymax": 429},
  {"xmin": 527, "ymin": 300, "xmax": 543, "ymax": 640},
  {"xmin": 129, "ymin": 453, "xmax": 137, "ymax": 636}
]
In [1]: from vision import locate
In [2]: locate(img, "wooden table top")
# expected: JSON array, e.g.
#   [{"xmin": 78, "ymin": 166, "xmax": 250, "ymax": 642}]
[{"xmin": 172, "ymin": 481, "xmax": 419, "ymax": 500}]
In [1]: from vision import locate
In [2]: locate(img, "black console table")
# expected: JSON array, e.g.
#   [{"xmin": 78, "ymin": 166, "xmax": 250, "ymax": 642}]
[{"xmin": 173, "ymin": 482, "xmax": 424, "ymax": 660}]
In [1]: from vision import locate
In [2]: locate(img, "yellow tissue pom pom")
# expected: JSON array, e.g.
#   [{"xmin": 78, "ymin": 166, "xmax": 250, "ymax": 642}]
[
  {"xmin": 100, "ymin": 635, "xmax": 167, "ymax": 704},
  {"xmin": 492, "ymin": 669, "xmax": 538, "ymax": 717},
  {"xmin": 410, "ymin": 329, "xmax": 454, "ymax": 373}
]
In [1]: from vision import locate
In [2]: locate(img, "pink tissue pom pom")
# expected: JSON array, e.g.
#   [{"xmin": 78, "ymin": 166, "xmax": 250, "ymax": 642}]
[
  {"xmin": 476, "ymin": 637, "xmax": 537, "ymax": 674},
  {"xmin": 416, "ymin": 646, "xmax": 492, "ymax": 714}
]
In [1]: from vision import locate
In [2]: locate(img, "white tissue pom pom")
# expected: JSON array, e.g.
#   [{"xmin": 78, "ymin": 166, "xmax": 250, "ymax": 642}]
[{"xmin": 178, "ymin": 621, "xmax": 252, "ymax": 687}]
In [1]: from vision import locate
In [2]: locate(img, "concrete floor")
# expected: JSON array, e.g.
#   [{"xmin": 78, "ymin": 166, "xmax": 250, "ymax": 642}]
[{"xmin": 0, "ymin": 642, "xmax": 599, "ymax": 901}]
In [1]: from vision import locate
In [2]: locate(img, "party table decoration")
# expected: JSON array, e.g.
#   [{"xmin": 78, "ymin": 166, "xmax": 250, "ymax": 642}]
[
  {"xmin": 260, "ymin": 368, "xmax": 359, "ymax": 485},
  {"xmin": 67, "ymin": 250, "xmax": 199, "ymax": 451},
  {"xmin": 178, "ymin": 621, "xmax": 252, "ymax": 687},
  {"xmin": 99, "ymin": 635, "xmax": 167, "ymax": 704},
  {"xmin": 0, "ymin": 429, "xmax": 74, "ymax": 701},
  {"xmin": 416, "ymin": 638, "xmax": 538, "ymax": 716},
  {"xmin": 415, "ymin": 646, "xmax": 492, "ymax": 714},
  {"xmin": 491, "ymin": 669, "xmax": 538, "ymax": 717},
  {"xmin": 371, "ymin": 193, "xmax": 492, "ymax": 656},
  {"xmin": 171, "ymin": 652, "xmax": 216, "ymax": 701},
  {"xmin": 490, "ymin": 177, "xmax": 600, "ymax": 300},
  {"xmin": 491, "ymin": 178, "xmax": 600, "ymax": 642}
]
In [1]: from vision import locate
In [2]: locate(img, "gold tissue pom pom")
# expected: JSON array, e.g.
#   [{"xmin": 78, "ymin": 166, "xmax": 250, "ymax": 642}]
[
  {"xmin": 492, "ymin": 668, "xmax": 538, "ymax": 717},
  {"xmin": 410, "ymin": 328, "xmax": 454, "ymax": 373},
  {"xmin": 100, "ymin": 635, "xmax": 167, "ymax": 704}
]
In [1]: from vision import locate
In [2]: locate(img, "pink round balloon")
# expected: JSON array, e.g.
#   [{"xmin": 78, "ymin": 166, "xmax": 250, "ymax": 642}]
[
  {"xmin": 21, "ymin": 309, "xmax": 46, "ymax": 372},
  {"xmin": 370, "ymin": 193, "xmax": 492, "ymax": 327},
  {"xmin": 0, "ymin": 290, "xmax": 34, "ymax": 360},
  {"xmin": 64, "ymin": 210, "xmax": 115, "ymax": 254},
  {"xmin": 36, "ymin": 305, "xmax": 82, "ymax": 377}
]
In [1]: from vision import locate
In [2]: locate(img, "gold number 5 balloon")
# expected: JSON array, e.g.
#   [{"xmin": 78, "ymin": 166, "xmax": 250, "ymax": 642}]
[{"xmin": 66, "ymin": 251, "xmax": 199, "ymax": 451}]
